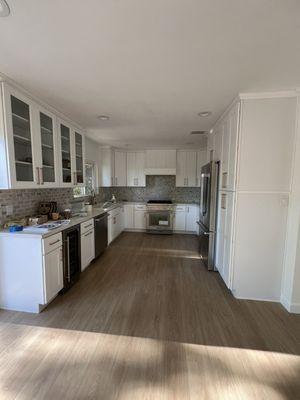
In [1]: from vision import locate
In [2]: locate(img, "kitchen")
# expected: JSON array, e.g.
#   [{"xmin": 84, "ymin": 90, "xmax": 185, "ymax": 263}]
[{"xmin": 0, "ymin": 1, "xmax": 299, "ymax": 399}]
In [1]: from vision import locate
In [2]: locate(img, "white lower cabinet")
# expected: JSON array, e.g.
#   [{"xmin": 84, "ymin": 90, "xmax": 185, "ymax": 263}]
[
  {"xmin": 134, "ymin": 210, "xmax": 147, "ymax": 229},
  {"xmin": 134, "ymin": 204, "xmax": 147, "ymax": 229},
  {"xmin": 43, "ymin": 244, "xmax": 63, "ymax": 304},
  {"xmin": 186, "ymin": 205, "xmax": 199, "ymax": 232},
  {"xmin": 0, "ymin": 231, "xmax": 64, "ymax": 313},
  {"xmin": 108, "ymin": 206, "xmax": 124, "ymax": 244},
  {"xmin": 215, "ymin": 191, "xmax": 234, "ymax": 288},
  {"xmin": 81, "ymin": 230, "xmax": 95, "ymax": 271},
  {"xmin": 174, "ymin": 205, "xmax": 186, "ymax": 231},
  {"xmin": 174, "ymin": 204, "xmax": 199, "ymax": 233},
  {"xmin": 124, "ymin": 204, "xmax": 134, "ymax": 229}
]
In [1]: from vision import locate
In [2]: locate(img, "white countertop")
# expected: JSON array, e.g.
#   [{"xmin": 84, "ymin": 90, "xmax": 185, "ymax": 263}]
[{"xmin": 0, "ymin": 203, "xmax": 123, "ymax": 239}]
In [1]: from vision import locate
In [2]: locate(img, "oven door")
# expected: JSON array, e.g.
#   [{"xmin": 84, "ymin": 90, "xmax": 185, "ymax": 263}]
[{"xmin": 146, "ymin": 211, "xmax": 173, "ymax": 233}]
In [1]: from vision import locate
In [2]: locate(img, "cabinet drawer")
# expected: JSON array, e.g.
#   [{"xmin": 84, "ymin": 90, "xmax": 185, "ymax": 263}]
[
  {"xmin": 134, "ymin": 204, "xmax": 147, "ymax": 211},
  {"xmin": 80, "ymin": 218, "xmax": 94, "ymax": 235},
  {"xmin": 43, "ymin": 232, "xmax": 62, "ymax": 254},
  {"xmin": 108, "ymin": 207, "xmax": 121, "ymax": 218}
]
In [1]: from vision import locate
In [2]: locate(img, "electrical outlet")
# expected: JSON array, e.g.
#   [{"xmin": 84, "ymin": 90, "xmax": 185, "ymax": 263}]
[{"xmin": 5, "ymin": 205, "xmax": 13, "ymax": 216}]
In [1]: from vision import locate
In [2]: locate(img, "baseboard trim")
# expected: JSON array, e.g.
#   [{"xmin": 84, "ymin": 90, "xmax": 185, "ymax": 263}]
[
  {"xmin": 232, "ymin": 292, "xmax": 280, "ymax": 303},
  {"xmin": 280, "ymin": 295, "xmax": 300, "ymax": 313}
]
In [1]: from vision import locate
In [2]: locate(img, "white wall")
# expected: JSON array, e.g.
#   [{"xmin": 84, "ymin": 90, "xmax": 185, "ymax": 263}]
[{"xmin": 281, "ymin": 96, "xmax": 300, "ymax": 313}]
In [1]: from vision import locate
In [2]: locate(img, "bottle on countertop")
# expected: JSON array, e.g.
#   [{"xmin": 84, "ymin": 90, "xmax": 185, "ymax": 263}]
[{"xmin": 111, "ymin": 194, "xmax": 116, "ymax": 203}]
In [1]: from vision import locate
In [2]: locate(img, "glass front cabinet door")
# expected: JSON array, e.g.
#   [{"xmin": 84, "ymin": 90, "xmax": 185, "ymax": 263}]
[
  {"xmin": 36, "ymin": 107, "xmax": 59, "ymax": 187},
  {"xmin": 2, "ymin": 84, "xmax": 39, "ymax": 188},
  {"xmin": 74, "ymin": 130, "xmax": 85, "ymax": 186},
  {"xmin": 58, "ymin": 120, "xmax": 74, "ymax": 186}
]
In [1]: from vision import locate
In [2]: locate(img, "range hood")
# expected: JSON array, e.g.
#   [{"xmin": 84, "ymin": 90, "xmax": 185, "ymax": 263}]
[{"xmin": 145, "ymin": 150, "xmax": 176, "ymax": 175}]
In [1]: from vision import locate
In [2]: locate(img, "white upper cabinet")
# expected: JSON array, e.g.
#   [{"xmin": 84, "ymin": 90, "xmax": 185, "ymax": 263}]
[
  {"xmin": 176, "ymin": 150, "xmax": 197, "ymax": 187},
  {"xmin": 99, "ymin": 147, "xmax": 114, "ymax": 187},
  {"xmin": 58, "ymin": 122, "xmax": 85, "ymax": 187},
  {"xmin": 73, "ymin": 130, "xmax": 85, "ymax": 187},
  {"xmin": 145, "ymin": 149, "xmax": 176, "ymax": 175},
  {"xmin": 126, "ymin": 151, "xmax": 145, "ymax": 187},
  {"xmin": 0, "ymin": 82, "xmax": 86, "ymax": 189},
  {"xmin": 237, "ymin": 97, "xmax": 297, "ymax": 192},
  {"xmin": 114, "ymin": 150, "xmax": 127, "ymax": 186},
  {"xmin": 58, "ymin": 119, "xmax": 75, "ymax": 186},
  {"xmin": 35, "ymin": 106, "xmax": 59, "ymax": 187},
  {"xmin": 219, "ymin": 102, "xmax": 240, "ymax": 191},
  {"xmin": 196, "ymin": 150, "xmax": 208, "ymax": 187},
  {"xmin": 1, "ymin": 83, "xmax": 39, "ymax": 188}
]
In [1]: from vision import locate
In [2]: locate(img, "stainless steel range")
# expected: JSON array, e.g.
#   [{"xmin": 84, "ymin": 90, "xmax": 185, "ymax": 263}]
[{"xmin": 146, "ymin": 200, "xmax": 174, "ymax": 234}]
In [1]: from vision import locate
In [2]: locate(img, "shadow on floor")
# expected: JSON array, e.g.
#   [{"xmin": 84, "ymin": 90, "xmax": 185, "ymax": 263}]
[{"xmin": 1, "ymin": 232, "xmax": 300, "ymax": 356}]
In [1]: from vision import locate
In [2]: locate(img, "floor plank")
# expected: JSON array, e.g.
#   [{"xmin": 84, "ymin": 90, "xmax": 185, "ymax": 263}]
[{"xmin": 0, "ymin": 232, "xmax": 299, "ymax": 399}]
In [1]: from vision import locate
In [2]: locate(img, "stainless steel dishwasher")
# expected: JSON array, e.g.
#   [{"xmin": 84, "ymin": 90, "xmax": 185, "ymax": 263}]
[{"xmin": 94, "ymin": 213, "xmax": 108, "ymax": 258}]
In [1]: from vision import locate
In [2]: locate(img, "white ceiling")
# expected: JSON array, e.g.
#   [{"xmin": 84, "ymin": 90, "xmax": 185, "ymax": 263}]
[{"xmin": 0, "ymin": 0, "xmax": 300, "ymax": 149}]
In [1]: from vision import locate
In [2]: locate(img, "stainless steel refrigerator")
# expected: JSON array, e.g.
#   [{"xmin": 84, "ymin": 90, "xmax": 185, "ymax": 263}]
[{"xmin": 197, "ymin": 161, "xmax": 220, "ymax": 270}]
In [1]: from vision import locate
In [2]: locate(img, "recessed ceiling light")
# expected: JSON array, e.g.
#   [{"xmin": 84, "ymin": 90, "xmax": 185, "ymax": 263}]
[
  {"xmin": 0, "ymin": 0, "xmax": 10, "ymax": 17},
  {"xmin": 190, "ymin": 130, "xmax": 207, "ymax": 135},
  {"xmin": 97, "ymin": 115, "xmax": 110, "ymax": 121},
  {"xmin": 198, "ymin": 111, "xmax": 212, "ymax": 117}
]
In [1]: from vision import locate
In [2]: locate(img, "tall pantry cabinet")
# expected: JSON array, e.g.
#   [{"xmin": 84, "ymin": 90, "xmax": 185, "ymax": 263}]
[{"xmin": 213, "ymin": 93, "xmax": 297, "ymax": 302}]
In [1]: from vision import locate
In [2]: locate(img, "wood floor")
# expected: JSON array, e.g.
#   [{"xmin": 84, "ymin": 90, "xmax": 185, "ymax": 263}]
[{"xmin": 0, "ymin": 232, "xmax": 299, "ymax": 399}]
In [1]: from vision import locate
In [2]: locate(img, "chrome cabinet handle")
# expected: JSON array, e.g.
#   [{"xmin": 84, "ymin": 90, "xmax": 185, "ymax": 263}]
[
  {"xmin": 49, "ymin": 239, "xmax": 60, "ymax": 246},
  {"xmin": 84, "ymin": 223, "xmax": 93, "ymax": 229},
  {"xmin": 222, "ymin": 172, "xmax": 228, "ymax": 188},
  {"xmin": 84, "ymin": 231, "xmax": 93, "ymax": 237}
]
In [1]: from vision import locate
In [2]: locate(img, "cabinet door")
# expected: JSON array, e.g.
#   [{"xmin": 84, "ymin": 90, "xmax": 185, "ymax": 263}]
[
  {"xmin": 215, "ymin": 191, "xmax": 234, "ymax": 288},
  {"xmin": 108, "ymin": 216, "xmax": 113, "ymax": 244},
  {"xmin": 196, "ymin": 150, "xmax": 208, "ymax": 187},
  {"xmin": 3, "ymin": 84, "xmax": 39, "ymax": 188},
  {"xmin": 43, "ymin": 246, "xmax": 63, "ymax": 304},
  {"xmin": 126, "ymin": 152, "xmax": 136, "ymax": 186},
  {"xmin": 74, "ymin": 131, "xmax": 85, "ymax": 186},
  {"xmin": 214, "ymin": 123, "xmax": 223, "ymax": 162},
  {"xmin": 99, "ymin": 148, "xmax": 114, "ymax": 187},
  {"xmin": 134, "ymin": 210, "xmax": 146, "ymax": 229},
  {"xmin": 58, "ymin": 120, "xmax": 74, "ymax": 186},
  {"xmin": 81, "ymin": 229, "xmax": 95, "ymax": 271},
  {"xmin": 174, "ymin": 210, "xmax": 186, "ymax": 231},
  {"xmin": 36, "ymin": 107, "xmax": 59, "ymax": 187},
  {"xmin": 186, "ymin": 205, "xmax": 199, "ymax": 232},
  {"xmin": 186, "ymin": 151, "xmax": 197, "ymax": 187},
  {"xmin": 124, "ymin": 204, "xmax": 134, "ymax": 228},
  {"xmin": 136, "ymin": 151, "xmax": 146, "ymax": 187},
  {"xmin": 114, "ymin": 151, "xmax": 127, "ymax": 186},
  {"xmin": 176, "ymin": 151, "xmax": 186, "ymax": 187},
  {"xmin": 227, "ymin": 103, "xmax": 239, "ymax": 191}
]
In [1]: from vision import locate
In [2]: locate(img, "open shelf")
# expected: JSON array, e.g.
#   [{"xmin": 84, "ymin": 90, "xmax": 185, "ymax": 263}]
[
  {"xmin": 14, "ymin": 134, "xmax": 31, "ymax": 143},
  {"xmin": 15, "ymin": 160, "xmax": 32, "ymax": 166},
  {"xmin": 12, "ymin": 113, "xmax": 29, "ymax": 123}
]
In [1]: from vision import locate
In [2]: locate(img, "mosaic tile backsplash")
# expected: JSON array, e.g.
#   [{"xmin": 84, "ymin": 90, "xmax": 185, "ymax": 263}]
[
  {"xmin": 0, "ymin": 188, "xmax": 74, "ymax": 225},
  {"xmin": 0, "ymin": 176, "xmax": 200, "ymax": 225},
  {"xmin": 96, "ymin": 176, "xmax": 201, "ymax": 204}
]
